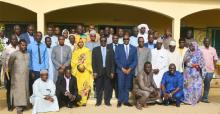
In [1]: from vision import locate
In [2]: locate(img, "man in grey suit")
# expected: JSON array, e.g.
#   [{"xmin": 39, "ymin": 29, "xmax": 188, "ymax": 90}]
[
  {"xmin": 51, "ymin": 35, "xmax": 72, "ymax": 83},
  {"xmin": 20, "ymin": 24, "xmax": 35, "ymax": 44},
  {"xmin": 136, "ymin": 36, "xmax": 151, "ymax": 76}
]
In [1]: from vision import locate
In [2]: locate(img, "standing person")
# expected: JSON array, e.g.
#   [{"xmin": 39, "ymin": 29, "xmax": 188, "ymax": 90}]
[
  {"xmin": 137, "ymin": 24, "xmax": 149, "ymax": 43},
  {"xmin": 42, "ymin": 26, "xmax": 58, "ymax": 47},
  {"xmin": 151, "ymin": 38, "xmax": 169, "ymax": 88},
  {"xmin": 13, "ymin": 25, "xmax": 22, "ymax": 41},
  {"xmin": 115, "ymin": 35, "xmax": 137, "ymax": 107},
  {"xmin": 86, "ymin": 30, "xmax": 100, "ymax": 51},
  {"xmin": 129, "ymin": 27, "xmax": 139, "ymax": 47},
  {"xmin": 20, "ymin": 24, "xmax": 35, "ymax": 44},
  {"xmin": 200, "ymin": 38, "xmax": 218, "ymax": 103},
  {"xmin": 104, "ymin": 27, "xmax": 113, "ymax": 44},
  {"xmin": 133, "ymin": 62, "xmax": 159, "ymax": 110},
  {"xmin": 45, "ymin": 37, "xmax": 54, "ymax": 81},
  {"xmin": 30, "ymin": 70, "xmax": 59, "ymax": 114},
  {"xmin": 28, "ymin": 31, "xmax": 48, "ymax": 95},
  {"xmin": 51, "ymin": 35, "xmax": 72, "ymax": 83},
  {"xmin": 136, "ymin": 37, "xmax": 151, "ymax": 76},
  {"xmin": 92, "ymin": 37, "xmax": 115, "ymax": 106},
  {"xmin": 54, "ymin": 26, "xmax": 61, "ymax": 37},
  {"xmin": 184, "ymin": 30, "xmax": 195, "ymax": 47},
  {"xmin": 2, "ymin": 35, "xmax": 18, "ymax": 111},
  {"xmin": 161, "ymin": 28, "xmax": 173, "ymax": 50},
  {"xmin": 65, "ymin": 34, "xmax": 76, "ymax": 52},
  {"xmin": 117, "ymin": 28, "xmax": 124, "ymax": 44},
  {"xmin": 167, "ymin": 40, "xmax": 182, "ymax": 72},
  {"xmin": 144, "ymin": 33, "xmax": 156, "ymax": 49},
  {"xmin": 71, "ymin": 38, "xmax": 93, "ymax": 106},
  {"xmin": 8, "ymin": 39, "xmax": 29, "ymax": 114},
  {"xmin": 99, "ymin": 29, "xmax": 105, "ymax": 37},
  {"xmin": 161, "ymin": 64, "xmax": 184, "ymax": 107},
  {"xmin": 86, "ymin": 25, "xmax": 100, "ymax": 42},
  {"xmin": 110, "ymin": 28, "xmax": 115, "ymax": 35},
  {"xmin": 183, "ymin": 42, "xmax": 205, "ymax": 105},
  {"xmin": 56, "ymin": 67, "xmax": 82, "ymax": 108},
  {"xmin": 75, "ymin": 25, "xmax": 87, "ymax": 44},
  {"xmin": 107, "ymin": 34, "xmax": 119, "ymax": 98},
  {"xmin": 177, "ymin": 38, "xmax": 188, "ymax": 73}
]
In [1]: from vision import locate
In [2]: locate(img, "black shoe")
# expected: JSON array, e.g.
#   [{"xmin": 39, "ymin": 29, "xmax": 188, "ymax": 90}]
[
  {"xmin": 67, "ymin": 103, "xmax": 74, "ymax": 108},
  {"xmin": 123, "ymin": 102, "xmax": 133, "ymax": 107},
  {"xmin": 95, "ymin": 103, "xmax": 101, "ymax": 106},
  {"xmin": 164, "ymin": 100, "xmax": 169, "ymax": 106},
  {"xmin": 105, "ymin": 103, "xmax": 112, "ymax": 106},
  {"xmin": 117, "ymin": 102, "xmax": 122, "ymax": 107},
  {"xmin": 176, "ymin": 103, "xmax": 180, "ymax": 107},
  {"xmin": 8, "ymin": 106, "xmax": 13, "ymax": 111},
  {"xmin": 201, "ymin": 99, "xmax": 210, "ymax": 103}
]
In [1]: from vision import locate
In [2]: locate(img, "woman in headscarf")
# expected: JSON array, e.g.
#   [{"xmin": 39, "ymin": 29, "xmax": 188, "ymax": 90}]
[
  {"xmin": 137, "ymin": 24, "xmax": 149, "ymax": 43},
  {"xmin": 62, "ymin": 29, "xmax": 69, "ymax": 39},
  {"xmin": 183, "ymin": 41, "xmax": 206, "ymax": 105},
  {"xmin": 71, "ymin": 38, "xmax": 93, "ymax": 106}
]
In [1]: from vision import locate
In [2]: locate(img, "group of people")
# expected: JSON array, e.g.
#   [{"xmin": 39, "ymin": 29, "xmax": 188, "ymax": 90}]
[{"xmin": 0, "ymin": 23, "xmax": 218, "ymax": 114}]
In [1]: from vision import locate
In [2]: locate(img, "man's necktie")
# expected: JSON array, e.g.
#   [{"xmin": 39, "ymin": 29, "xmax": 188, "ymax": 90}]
[{"xmin": 37, "ymin": 43, "xmax": 42, "ymax": 64}]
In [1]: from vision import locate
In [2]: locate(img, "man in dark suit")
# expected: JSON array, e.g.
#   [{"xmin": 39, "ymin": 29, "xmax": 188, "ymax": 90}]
[
  {"xmin": 56, "ymin": 67, "xmax": 81, "ymax": 108},
  {"xmin": 20, "ymin": 24, "xmax": 35, "ymax": 44},
  {"xmin": 115, "ymin": 34, "xmax": 137, "ymax": 107},
  {"xmin": 107, "ymin": 34, "xmax": 119, "ymax": 99},
  {"xmin": 92, "ymin": 36, "xmax": 115, "ymax": 106}
]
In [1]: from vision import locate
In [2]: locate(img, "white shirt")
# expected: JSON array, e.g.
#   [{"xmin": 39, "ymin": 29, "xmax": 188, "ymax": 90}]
[
  {"xmin": 42, "ymin": 35, "xmax": 58, "ymax": 47},
  {"xmin": 64, "ymin": 76, "xmax": 71, "ymax": 92},
  {"xmin": 118, "ymin": 37, "xmax": 124, "ymax": 44},
  {"xmin": 101, "ymin": 46, "xmax": 107, "ymax": 67},
  {"xmin": 107, "ymin": 34, "xmax": 113, "ymax": 44},
  {"xmin": 27, "ymin": 32, "xmax": 35, "ymax": 44},
  {"xmin": 112, "ymin": 43, "xmax": 118, "ymax": 52},
  {"xmin": 124, "ymin": 44, "xmax": 130, "ymax": 59}
]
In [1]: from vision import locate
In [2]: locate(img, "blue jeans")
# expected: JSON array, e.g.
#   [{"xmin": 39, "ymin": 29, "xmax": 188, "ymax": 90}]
[{"xmin": 202, "ymin": 73, "xmax": 214, "ymax": 100}]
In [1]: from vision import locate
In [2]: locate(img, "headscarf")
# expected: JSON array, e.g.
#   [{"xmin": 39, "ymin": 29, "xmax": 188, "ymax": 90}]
[
  {"xmin": 62, "ymin": 29, "xmax": 69, "ymax": 38},
  {"xmin": 137, "ymin": 24, "xmax": 149, "ymax": 43},
  {"xmin": 137, "ymin": 24, "xmax": 149, "ymax": 34}
]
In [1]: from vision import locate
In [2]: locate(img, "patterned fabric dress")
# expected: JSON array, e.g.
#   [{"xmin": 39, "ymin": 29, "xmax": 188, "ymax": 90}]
[{"xmin": 183, "ymin": 42, "xmax": 206, "ymax": 105}]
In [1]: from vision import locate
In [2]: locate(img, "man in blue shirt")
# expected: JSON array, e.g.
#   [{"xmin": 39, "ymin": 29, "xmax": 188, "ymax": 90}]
[
  {"xmin": 28, "ymin": 31, "xmax": 48, "ymax": 95},
  {"xmin": 144, "ymin": 33, "xmax": 156, "ymax": 49},
  {"xmin": 161, "ymin": 63, "xmax": 184, "ymax": 107}
]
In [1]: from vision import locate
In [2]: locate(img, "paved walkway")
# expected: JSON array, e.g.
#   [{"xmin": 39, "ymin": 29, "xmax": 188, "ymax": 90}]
[{"xmin": 0, "ymin": 88, "xmax": 220, "ymax": 114}]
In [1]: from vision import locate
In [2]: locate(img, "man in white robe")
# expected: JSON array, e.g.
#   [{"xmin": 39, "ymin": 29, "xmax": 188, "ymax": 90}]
[
  {"xmin": 137, "ymin": 24, "xmax": 149, "ymax": 43},
  {"xmin": 151, "ymin": 38, "xmax": 169, "ymax": 88},
  {"xmin": 30, "ymin": 70, "xmax": 59, "ymax": 114},
  {"xmin": 167, "ymin": 40, "xmax": 182, "ymax": 72}
]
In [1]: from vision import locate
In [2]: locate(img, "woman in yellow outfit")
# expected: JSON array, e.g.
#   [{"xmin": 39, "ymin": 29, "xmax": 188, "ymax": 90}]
[{"xmin": 71, "ymin": 38, "xmax": 93, "ymax": 106}]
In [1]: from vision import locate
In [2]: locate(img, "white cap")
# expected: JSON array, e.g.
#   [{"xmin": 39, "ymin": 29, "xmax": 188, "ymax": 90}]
[
  {"xmin": 169, "ymin": 40, "xmax": 176, "ymax": 46},
  {"xmin": 40, "ymin": 70, "xmax": 48, "ymax": 74}
]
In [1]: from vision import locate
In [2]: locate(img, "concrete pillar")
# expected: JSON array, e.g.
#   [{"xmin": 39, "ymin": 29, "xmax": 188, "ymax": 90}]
[
  {"xmin": 172, "ymin": 17, "xmax": 181, "ymax": 46},
  {"xmin": 37, "ymin": 12, "xmax": 45, "ymax": 35}
]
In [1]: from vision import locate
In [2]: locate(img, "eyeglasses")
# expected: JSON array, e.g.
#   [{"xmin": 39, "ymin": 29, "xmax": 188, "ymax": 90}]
[{"xmin": 123, "ymin": 39, "xmax": 129, "ymax": 41}]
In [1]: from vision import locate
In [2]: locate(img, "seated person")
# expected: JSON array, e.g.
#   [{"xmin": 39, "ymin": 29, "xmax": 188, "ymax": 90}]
[
  {"xmin": 133, "ymin": 62, "xmax": 160, "ymax": 110},
  {"xmin": 161, "ymin": 64, "xmax": 184, "ymax": 107},
  {"xmin": 30, "ymin": 70, "xmax": 59, "ymax": 114},
  {"xmin": 56, "ymin": 67, "xmax": 82, "ymax": 108}
]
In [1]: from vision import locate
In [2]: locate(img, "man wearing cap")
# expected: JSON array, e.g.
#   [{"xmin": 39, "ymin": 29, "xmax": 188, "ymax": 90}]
[
  {"xmin": 167, "ymin": 40, "xmax": 182, "ymax": 72},
  {"xmin": 30, "ymin": 70, "xmax": 59, "ymax": 114},
  {"xmin": 86, "ymin": 30, "xmax": 100, "ymax": 51},
  {"xmin": 151, "ymin": 38, "xmax": 169, "ymax": 88}
]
